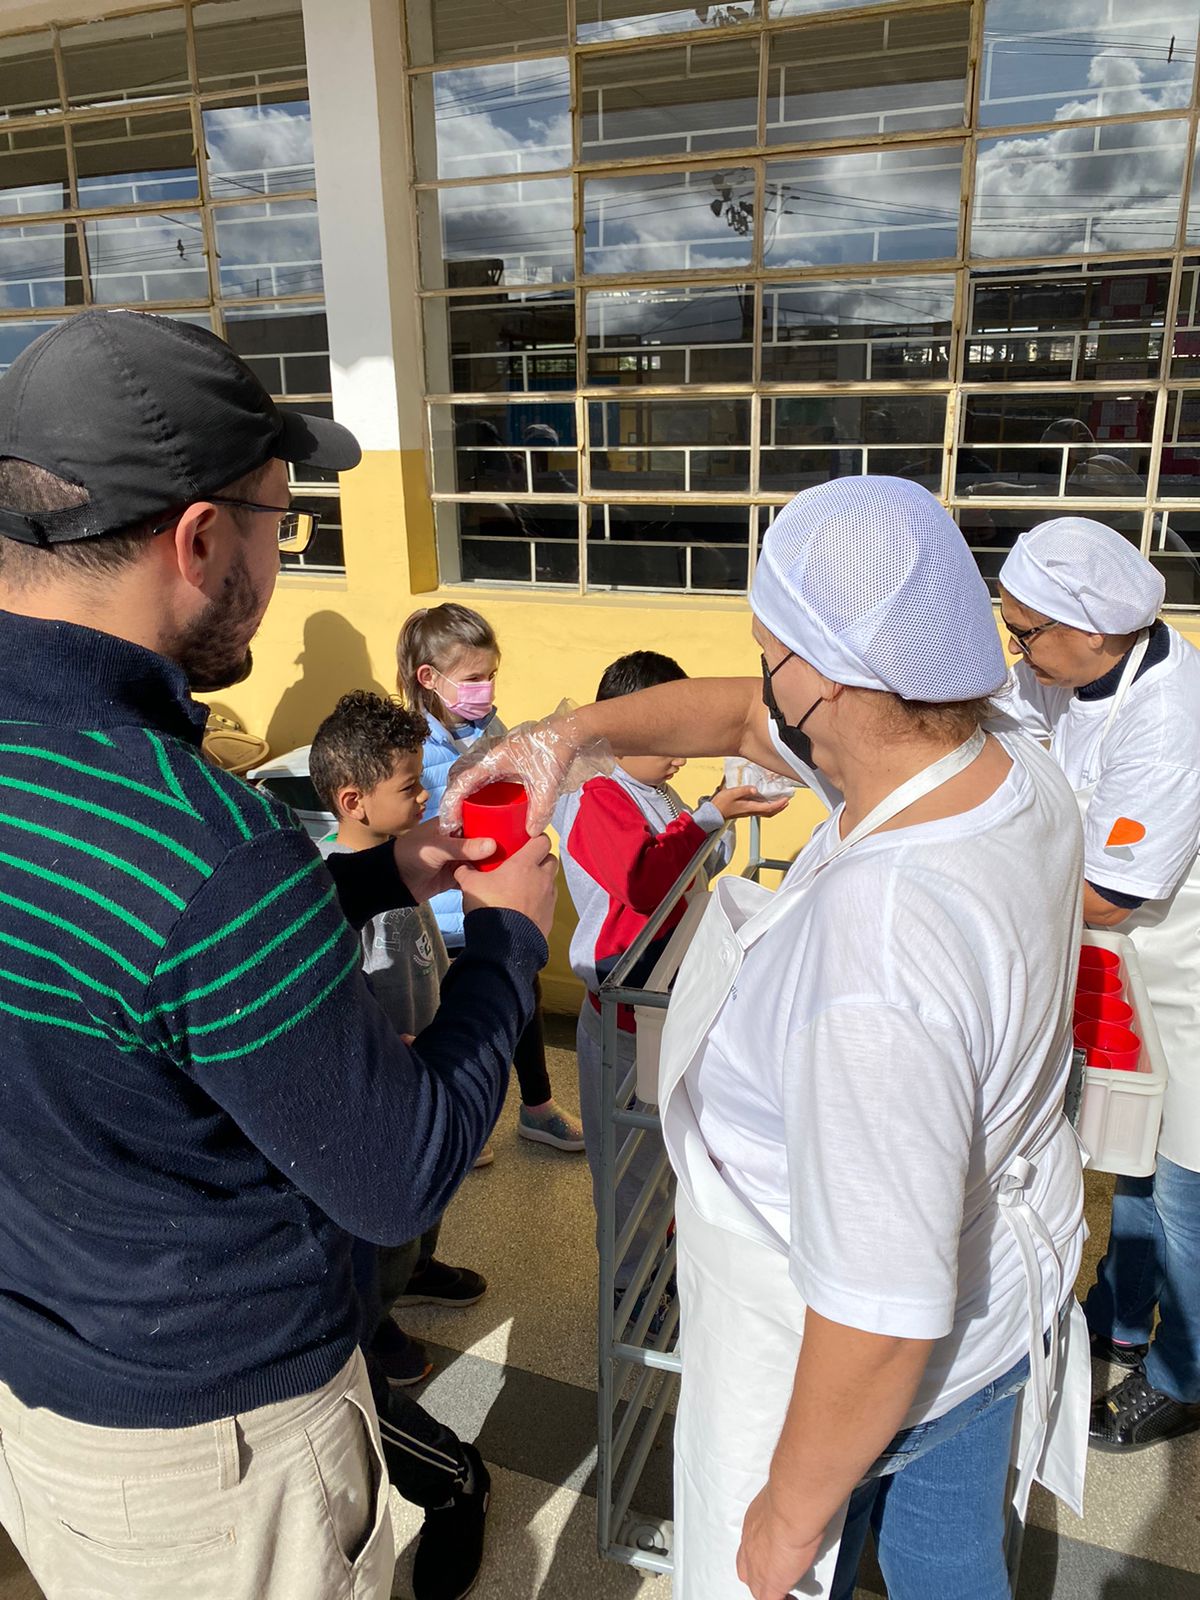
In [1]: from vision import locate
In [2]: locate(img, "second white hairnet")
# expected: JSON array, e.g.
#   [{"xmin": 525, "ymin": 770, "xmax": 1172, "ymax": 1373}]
[{"xmin": 999, "ymin": 517, "xmax": 1165, "ymax": 634}]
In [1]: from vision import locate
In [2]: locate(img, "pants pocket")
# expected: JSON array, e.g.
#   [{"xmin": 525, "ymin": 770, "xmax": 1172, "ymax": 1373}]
[
  {"xmin": 57, "ymin": 1520, "xmax": 235, "ymax": 1567},
  {"xmin": 0, "ymin": 1428, "xmax": 28, "ymax": 1560},
  {"xmin": 307, "ymin": 1378, "xmax": 393, "ymax": 1587}
]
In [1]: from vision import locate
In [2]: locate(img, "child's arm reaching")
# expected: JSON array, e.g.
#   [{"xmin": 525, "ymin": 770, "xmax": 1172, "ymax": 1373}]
[{"xmin": 568, "ymin": 778, "xmax": 781, "ymax": 915}]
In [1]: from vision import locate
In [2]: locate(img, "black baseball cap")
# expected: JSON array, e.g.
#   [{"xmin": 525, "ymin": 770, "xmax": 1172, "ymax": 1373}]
[{"xmin": 0, "ymin": 309, "xmax": 361, "ymax": 546}]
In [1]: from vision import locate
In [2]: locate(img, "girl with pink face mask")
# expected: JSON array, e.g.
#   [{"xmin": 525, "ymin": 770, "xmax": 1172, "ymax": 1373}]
[{"xmin": 397, "ymin": 605, "xmax": 585, "ymax": 1158}]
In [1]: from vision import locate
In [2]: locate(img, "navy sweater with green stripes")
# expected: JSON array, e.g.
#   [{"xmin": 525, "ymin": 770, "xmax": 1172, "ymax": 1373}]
[{"xmin": 0, "ymin": 611, "xmax": 545, "ymax": 1428}]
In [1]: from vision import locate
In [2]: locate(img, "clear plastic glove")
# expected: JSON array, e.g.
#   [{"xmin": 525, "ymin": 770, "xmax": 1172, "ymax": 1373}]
[{"xmin": 441, "ymin": 702, "xmax": 613, "ymax": 838}]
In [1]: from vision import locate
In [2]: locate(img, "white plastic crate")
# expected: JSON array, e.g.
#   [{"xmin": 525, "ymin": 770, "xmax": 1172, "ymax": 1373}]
[{"xmin": 1074, "ymin": 929, "xmax": 1167, "ymax": 1178}]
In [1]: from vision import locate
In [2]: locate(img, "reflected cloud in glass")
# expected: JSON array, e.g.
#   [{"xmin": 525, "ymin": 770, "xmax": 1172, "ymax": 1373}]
[
  {"xmin": 214, "ymin": 199, "xmax": 323, "ymax": 299},
  {"xmin": 980, "ymin": 0, "xmax": 1199, "ymax": 127},
  {"xmin": 973, "ymin": 118, "xmax": 1188, "ymax": 258},
  {"xmin": 204, "ymin": 99, "xmax": 315, "ymax": 198},
  {"xmin": 85, "ymin": 211, "xmax": 208, "ymax": 304},
  {"xmin": 0, "ymin": 224, "xmax": 83, "ymax": 309},
  {"xmin": 587, "ymin": 283, "xmax": 754, "ymax": 383},
  {"xmin": 423, "ymin": 178, "xmax": 574, "ymax": 288},
  {"xmin": 764, "ymin": 146, "xmax": 962, "ymax": 267},
  {"xmin": 585, "ymin": 167, "xmax": 755, "ymax": 274},
  {"xmin": 417, "ymin": 60, "xmax": 570, "ymax": 181},
  {"xmin": 761, "ymin": 276, "xmax": 955, "ymax": 380}
]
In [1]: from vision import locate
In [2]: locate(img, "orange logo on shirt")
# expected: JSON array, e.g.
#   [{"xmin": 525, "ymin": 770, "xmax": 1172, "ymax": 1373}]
[{"xmin": 1105, "ymin": 818, "xmax": 1146, "ymax": 848}]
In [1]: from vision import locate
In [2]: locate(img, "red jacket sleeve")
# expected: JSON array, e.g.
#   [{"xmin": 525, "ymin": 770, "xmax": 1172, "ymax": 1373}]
[{"xmin": 568, "ymin": 778, "xmax": 706, "ymax": 915}]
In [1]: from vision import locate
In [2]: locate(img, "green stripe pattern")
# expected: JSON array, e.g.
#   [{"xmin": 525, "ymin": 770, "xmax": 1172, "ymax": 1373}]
[{"xmin": 0, "ymin": 724, "xmax": 357, "ymax": 1070}]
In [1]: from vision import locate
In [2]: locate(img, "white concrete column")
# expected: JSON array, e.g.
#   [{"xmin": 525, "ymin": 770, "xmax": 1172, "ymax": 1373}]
[{"xmin": 302, "ymin": 0, "xmax": 423, "ymax": 454}]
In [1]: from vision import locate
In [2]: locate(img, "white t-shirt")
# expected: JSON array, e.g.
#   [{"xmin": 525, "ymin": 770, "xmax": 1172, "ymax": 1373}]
[
  {"xmin": 998, "ymin": 626, "xmax": 1200, "ymax": 910},
  {"xmin": 686, "ymin": 733, "xmax": 1086, "ymax": 1426}
]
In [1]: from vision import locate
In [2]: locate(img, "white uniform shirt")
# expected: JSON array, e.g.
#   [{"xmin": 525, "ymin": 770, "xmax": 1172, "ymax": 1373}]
[
  {"xmin": 687, "ymin": 734, "xmax": 1086, "ymax": 1425},
  {"xmin": 999, "ymin": 625, "xmax": 1200, "ymax": 913}
]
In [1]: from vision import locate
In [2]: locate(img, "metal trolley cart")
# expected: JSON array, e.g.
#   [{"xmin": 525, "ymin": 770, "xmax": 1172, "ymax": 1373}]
[{"xmin": 594, "ymin": 817, "xmax": 792, "ymax": 1575}]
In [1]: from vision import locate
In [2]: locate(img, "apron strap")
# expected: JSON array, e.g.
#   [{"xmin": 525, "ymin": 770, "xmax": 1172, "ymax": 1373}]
[{"xmin": 998, "ymin": 1154, "xmax": 1067, "ymax": 1500}]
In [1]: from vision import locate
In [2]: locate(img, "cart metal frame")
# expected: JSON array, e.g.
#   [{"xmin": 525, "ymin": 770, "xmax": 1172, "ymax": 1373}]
[{"xmin": 595, "ymin": 816, "xmax": 791, "ymax": 1572}]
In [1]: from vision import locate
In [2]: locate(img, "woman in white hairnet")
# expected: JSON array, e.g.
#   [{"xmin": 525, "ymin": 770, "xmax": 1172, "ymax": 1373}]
[
  {"xmin": 997, "ymin": 518, "xmax": 1200, "ymax": 1454},
  {"xmin": 446, "ymin": 478, "xmax": 1091, "ymax": 1600}
]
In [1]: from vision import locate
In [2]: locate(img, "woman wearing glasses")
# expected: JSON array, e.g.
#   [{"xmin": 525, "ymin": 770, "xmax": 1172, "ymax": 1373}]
[
  {"xmin": 998, "ymin": 518, "xmax": 1200, "ymax": 1456},
  {"xmin": 445, "ymin": 477, "xmax": 1091, "ymax": 1600}
]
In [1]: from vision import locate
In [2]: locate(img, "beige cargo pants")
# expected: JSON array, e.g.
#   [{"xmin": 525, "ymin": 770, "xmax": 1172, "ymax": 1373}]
[{"xmin": 0, "ymin": 1349, "xmax": 394, "ymax": 1599}]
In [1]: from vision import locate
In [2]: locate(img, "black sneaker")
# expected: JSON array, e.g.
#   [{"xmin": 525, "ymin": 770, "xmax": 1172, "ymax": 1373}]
[
  {"xmin": 1090, "ymin": 1370, "xmax": 1200, "ymax": 1452},
  {"xmin": 412, "ymin": 1441, "xmax": 491, "ymax": 1600},
  {"xmin": 370, "ymin": 1319, "xmax": 433, "ymax": 1386},
  {"xmin": 1089, "ymin": 1333, "xmax": 1149, "ymax": 1370},
  {"xmin": 397, "ymin": 1260, "xmax": 487, "ymax": 1308}
]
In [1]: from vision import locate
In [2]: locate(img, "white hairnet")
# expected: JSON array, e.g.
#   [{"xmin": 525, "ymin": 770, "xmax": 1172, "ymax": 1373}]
[
  {"xmin": 750, "ymin": 476, "xmax": 1007, "ymax": 701},
  {"xmin": 999, "ymin": 517, "xmax": 1164, "ymax": 635}
]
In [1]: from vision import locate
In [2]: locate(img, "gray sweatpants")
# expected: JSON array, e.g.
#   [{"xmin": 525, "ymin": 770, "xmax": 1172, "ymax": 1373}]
[{"xmin": 576, "ymin": 1000, "xmax": 672, "ymax": 1292}]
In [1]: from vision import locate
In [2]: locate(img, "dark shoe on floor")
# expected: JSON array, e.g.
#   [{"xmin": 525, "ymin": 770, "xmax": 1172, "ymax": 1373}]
[
  {"xmin": 397, "ymin": 1259, "xmax": 488, "ymax": 1308},
  {"xmin": 1090, "ymin": 1370, "xmax": 1200, "ymax": 1452},
  {"xmin": 1089, "ymin": 1333, "xmax": 1149, "ymax": 1370},
  {"xmin": 370, "ymin": 1319, "xmax": 433, "ymax": 1385},
  {"xmin": 412, "ymin": 1441, "xmax": 491, "ymax": 1600}
]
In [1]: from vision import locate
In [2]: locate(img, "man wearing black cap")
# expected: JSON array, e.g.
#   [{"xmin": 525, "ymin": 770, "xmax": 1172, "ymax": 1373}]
[{"xmin": 0, "ymin": 311, "xmax": 556, "ymax": 1600}]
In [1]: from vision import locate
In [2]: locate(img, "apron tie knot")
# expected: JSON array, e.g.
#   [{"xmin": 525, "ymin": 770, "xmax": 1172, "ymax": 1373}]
[{"xmin": 998, "ymin": 1155, "xmax": 1035, "ymax": 1205}]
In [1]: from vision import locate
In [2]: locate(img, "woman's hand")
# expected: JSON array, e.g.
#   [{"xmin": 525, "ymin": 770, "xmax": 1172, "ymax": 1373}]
[{"xmin": 737, "ymin": 1485, "xmax": 826, "ymax": 1600}]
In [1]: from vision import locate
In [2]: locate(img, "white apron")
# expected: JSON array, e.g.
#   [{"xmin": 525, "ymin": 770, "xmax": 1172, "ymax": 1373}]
[
  {"xmin": 1066, "ymin": 631, "xmax": 1200, "ymax": 1171},
  {"xmin": 658, "ymin": 734, "xmax": 1090, "ymax": 1600}
]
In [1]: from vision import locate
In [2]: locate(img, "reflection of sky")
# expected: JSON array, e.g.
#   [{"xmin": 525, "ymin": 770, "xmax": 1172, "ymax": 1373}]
[
  {"xmin": 981, "ymin": 0, "xmax": 1199, "ymax": 126},
  {"xmin": 431, "ymin": 62, "xmax": 569, "ymax": 178},
  {"xmin": 86, "ymin": 211, "xmax": 208, "ymax": 304},
  {"xmin": 0, "ymin": 318, "xmax": 59, "ymax": 371},
  {"xmin": 577, "ymin": 2, "xmax": 756, "ymax": 44},
  {"xmin": 0, "ymin": 226, "xmax": 78, "ymax": 309},
  {"xmin": 764, "ymin": 149, "xmax": 962, "ymax": 268},
  {"xmin": 215, "ymin": 200, "xmax": 323, "ymax": 298},
  {"xmin": 434, "ymin": 178, "xmax": 574, "ymax": 285},
  {"xmin": 587, "ymin": 285, "xmax": 750, "ymax": 344},
  {"xmin": 974, "ymin": 118, "xmax": 1188, "ymax": 258},
  {"xmin": 585, "ymin": 168, "xmax": 755, "ymax": 274},
  {"xmin": 764, "ymin": 276, "xmax": 956, "ymax": 335},
  {"xmin": 203, "ymin": 100, "xmax": 314, "ymax": 196}
]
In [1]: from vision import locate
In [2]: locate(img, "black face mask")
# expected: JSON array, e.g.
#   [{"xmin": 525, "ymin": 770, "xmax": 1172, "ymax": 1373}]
[{"xmin": 761, "ymin": 653, "xmax": 822, "ymax": 770}]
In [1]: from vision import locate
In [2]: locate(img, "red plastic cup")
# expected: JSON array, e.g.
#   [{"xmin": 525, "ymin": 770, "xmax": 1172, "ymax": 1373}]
[
  {"xmin": 1079, "ymin": 946, "xmax": 1121, "ymax": 975},
  {"xmin": 1074, "ymin": 1020, "xmax": 1141, "ymax": 1072},
  {"xmin": 461, "ymin": 781, "xmax": 529, "ymax": 873},
  {"xmin": 1075, "ymin": 966, "xmax": 1123, "ymax": 997},
  {"xmin": 1073, "ymin": 991, "xmax": 1135, "ymax": 1029}
]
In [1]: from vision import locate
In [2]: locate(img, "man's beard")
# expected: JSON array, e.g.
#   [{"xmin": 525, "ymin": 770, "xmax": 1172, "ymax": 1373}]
[{"xmin": 170, "ymin": 550, "xmax": 262, "ymax": 692}]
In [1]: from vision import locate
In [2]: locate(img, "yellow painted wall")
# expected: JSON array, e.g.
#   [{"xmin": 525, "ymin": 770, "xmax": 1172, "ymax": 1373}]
[{"xmin": 213, "ymin": 448, "xmax": 1200, "ymax": 1014}]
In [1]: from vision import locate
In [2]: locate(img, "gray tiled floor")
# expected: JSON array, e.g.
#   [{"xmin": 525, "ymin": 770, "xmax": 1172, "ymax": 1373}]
[{"xmin": 3, "ymin": 1015, "xmax": 1199, "ymax": 1599}]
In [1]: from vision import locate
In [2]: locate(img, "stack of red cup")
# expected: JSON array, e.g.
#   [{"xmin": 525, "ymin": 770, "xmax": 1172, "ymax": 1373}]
[{"xmin": 1073, "ymin": 947, "xmax": 1141, "ymax": 1071}]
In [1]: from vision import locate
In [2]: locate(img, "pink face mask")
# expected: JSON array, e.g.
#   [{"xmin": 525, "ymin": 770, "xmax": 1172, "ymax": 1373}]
[{"xmin": 432, "ymin": 669, "xmax": 495, "ymax": 722}]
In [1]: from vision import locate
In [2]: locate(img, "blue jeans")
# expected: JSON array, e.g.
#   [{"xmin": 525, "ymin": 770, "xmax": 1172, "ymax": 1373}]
[
  {"xmin": 830, "ymin": 1354, "xmax": 1029, "ymax": 1600},
  {"xmin": 1084, "ymin": 1154, "xmax": 1200, "ymax": 1403}
]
